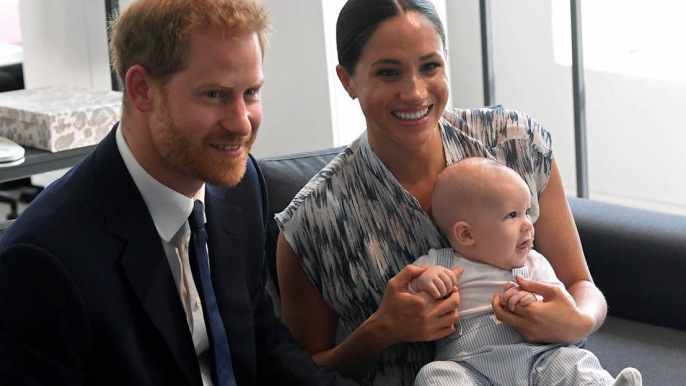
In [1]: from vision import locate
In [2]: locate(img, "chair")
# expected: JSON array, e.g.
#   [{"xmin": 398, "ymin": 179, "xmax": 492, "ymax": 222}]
[{"xmin": 0, "ymin": 178, "xmax": 43, "ymax": 219}]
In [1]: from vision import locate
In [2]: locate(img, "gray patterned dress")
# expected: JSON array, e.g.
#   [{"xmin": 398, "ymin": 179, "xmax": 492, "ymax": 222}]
[{"xmin": 276, "ymin": 107, "xmax": 553, "ymax": 386}]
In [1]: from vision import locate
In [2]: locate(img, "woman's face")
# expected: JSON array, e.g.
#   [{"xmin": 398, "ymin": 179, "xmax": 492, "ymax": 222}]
[{"xmin": 339, "ymin": 12, "xmax": 449, "ymax": 154}]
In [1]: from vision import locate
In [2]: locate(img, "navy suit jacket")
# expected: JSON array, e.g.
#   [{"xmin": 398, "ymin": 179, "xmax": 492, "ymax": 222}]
[{"xmin": 0, "ymin": 127, "xmax": 356, "ymax": 386}]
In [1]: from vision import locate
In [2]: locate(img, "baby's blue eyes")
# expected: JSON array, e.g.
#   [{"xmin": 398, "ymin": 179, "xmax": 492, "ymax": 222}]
[{"xmin": 507, "ymin": 209, "xmax": 531, "ymax": 219}]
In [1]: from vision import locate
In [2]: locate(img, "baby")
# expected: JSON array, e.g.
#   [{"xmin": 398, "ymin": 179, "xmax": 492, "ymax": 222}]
[{"xmin": 409, "ymin": 157, "xmax": 641, "ymax": 386}]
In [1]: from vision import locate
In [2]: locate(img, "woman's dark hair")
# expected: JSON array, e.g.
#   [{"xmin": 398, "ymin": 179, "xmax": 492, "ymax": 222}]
[{"xmin": 336, "ymin": 0, "xmax": 446, "ymax": 75}]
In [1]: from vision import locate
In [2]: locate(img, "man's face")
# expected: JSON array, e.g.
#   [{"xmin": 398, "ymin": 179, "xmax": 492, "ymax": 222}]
[{"xmin": 148, "ymin": 30, "xmax": 264, "ymax": 191}]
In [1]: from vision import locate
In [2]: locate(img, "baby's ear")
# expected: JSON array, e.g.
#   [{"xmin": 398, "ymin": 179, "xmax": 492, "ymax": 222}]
[{"xmin": 453, "ymin": 221, "xmax": 475, "ymax": 246}]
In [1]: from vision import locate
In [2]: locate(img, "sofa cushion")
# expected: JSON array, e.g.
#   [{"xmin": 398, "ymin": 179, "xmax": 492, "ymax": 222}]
[
  {"xmin": 257, "ymin": 147, "xmax": 344, "ymax": 294},
  {"xmin": 569, "ymin": 197, "xmax": 686, "ymax": 331},
  {"xmin": 586, "ymin": 316, "xmax": 686, "ymax": 385}
]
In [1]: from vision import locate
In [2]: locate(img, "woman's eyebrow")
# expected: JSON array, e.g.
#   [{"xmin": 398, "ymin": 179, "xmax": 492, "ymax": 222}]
[
  {"xmin": 370, "ymin": 52, "xmax": 442, "ymax": 67},
  {"xmin": 370, "ymin": 58, "xmax": 401, "ymax": 67}
]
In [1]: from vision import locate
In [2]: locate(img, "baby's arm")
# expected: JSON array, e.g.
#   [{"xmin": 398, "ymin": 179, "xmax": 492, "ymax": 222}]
[
  {"xmin": 408, "ymin": 266, "xmax": 458, "ymax": 299},
  {"xmin": 501, "ymin": 281, "xmax": 538, "ymax": 311}
]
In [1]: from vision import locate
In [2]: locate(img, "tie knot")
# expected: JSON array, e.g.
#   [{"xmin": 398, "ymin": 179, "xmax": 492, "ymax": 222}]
[{"xmin": 189, "ymin": 200, "xmax": 205, "ymax": 231}]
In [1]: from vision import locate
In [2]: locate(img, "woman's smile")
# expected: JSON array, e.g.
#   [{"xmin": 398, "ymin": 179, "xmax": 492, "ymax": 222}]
[{"xmin": 392, "ymin": 105, "xmax": 432, "ymax": 121}]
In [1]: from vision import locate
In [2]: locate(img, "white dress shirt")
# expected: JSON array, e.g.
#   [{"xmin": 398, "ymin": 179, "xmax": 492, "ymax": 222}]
[{"xmin": 115, "ymin": 126, "xmax": 214, "ymax": 386}]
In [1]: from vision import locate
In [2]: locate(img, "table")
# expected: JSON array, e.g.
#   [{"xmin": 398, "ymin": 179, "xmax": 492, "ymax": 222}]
[{"xmin": 0, "ymin": 145, "xmax": 96, "ymax": 183}]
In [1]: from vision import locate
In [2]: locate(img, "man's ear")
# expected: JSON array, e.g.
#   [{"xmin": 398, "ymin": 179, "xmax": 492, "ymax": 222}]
[
  {"xmin": 125, "ymin": 64, "xmax": 155, "ymax": 113},
  {"xmin": 336, "ymin": 64, "xmax": 356, "ymax": 99},
  {"xmin": 453, "ymin": 221, "xmax": 475, "ymax": 246}
]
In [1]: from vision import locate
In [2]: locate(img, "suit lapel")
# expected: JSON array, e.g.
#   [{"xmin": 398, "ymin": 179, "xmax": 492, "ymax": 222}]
[
  {"xmin": 205, "ymin": 185, "xmax": 260, "ymax": 384},
  {"xmin": 119, "ymin": 239, "xmax": 202, "ymax": 386},
  {"xmin": 94, "ymin": 128, "xmax": 202, "ymax": 386},
  {"xmin": 204, "ymin": 187, "xmax": 245, "ymax": 328}
]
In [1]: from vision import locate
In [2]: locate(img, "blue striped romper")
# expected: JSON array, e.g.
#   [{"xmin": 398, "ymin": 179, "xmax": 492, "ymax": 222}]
[{"xmin": 413, "ymin": 248, "xmax": 618, "ymax": 386}]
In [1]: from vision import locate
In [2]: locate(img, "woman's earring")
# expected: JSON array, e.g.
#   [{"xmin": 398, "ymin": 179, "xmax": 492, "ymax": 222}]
[{"xmin": 350, "ymin": 94, "xmax": 357, "ymax": 100}]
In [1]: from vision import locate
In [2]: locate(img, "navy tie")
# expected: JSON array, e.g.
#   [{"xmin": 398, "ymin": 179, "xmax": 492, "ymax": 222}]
[{"xmin": 188, "ymin": 200, "xmax": 237, "ymax": 386}]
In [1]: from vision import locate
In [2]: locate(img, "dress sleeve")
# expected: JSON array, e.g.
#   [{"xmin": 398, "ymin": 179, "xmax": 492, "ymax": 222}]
[{"xmin": 516, "ymin": 110, "xmax": 553, "ymax": 197}]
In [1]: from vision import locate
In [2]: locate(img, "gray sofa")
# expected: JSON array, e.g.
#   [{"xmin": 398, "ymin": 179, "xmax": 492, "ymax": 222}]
[{"xmin": 258, "ymin": 147, "xmax": 686, "ymax": 385}]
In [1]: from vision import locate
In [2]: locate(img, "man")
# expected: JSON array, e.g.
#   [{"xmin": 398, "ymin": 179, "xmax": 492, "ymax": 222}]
[{"xmin": 0, "ymin": 0, "xmax": 357, "ymax": 385}]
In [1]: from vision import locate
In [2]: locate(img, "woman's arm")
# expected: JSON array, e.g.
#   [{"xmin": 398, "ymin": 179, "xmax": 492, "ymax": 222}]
[
  {"xmin": 277, "ymin": 232, "xmax": 461, "ymax": 380},
  {"xmin": 492, "ymin": 156, "xmax": 607, "ymax": 344}
]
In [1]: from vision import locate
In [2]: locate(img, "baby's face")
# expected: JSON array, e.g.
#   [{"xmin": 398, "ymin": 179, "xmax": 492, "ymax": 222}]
[{"xmin": 470, "ymin": 179, "xmax": 534, "ymax": 270}]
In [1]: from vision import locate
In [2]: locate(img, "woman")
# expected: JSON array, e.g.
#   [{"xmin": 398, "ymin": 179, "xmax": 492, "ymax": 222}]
[{"xmin": 276, "ymin": 0, "xmax": 607, "ymax": 384}]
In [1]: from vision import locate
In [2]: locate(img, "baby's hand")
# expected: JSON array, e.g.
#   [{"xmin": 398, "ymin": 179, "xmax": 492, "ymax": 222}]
[
  {"xmin": 408, "ymin": 266, "xmax": 458, "ymax": 299},
  {"xmin": 500, "ymin": 281, "xmax": 537, "ymax": 311}
]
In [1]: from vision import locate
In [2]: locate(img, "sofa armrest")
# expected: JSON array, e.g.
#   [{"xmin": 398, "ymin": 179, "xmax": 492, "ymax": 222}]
[{"xmin": 568, "ymin": 197, "xmax": 686, "ymax": 331}]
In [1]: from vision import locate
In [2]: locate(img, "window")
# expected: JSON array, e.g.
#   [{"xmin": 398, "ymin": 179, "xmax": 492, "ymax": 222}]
[
  {"xmin": 552, "ymin": 0, "xmax": 686, "ymax": 82},
  {"xmin": 551, "ymin": 0, "xmax": 686, "ymax": 215}
]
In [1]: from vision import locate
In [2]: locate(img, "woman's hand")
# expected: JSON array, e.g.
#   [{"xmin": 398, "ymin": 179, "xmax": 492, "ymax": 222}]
[
  {"xmin": 492, "ymin": 275, "xmax": 595, "ymax": 344},
  {"xmin": 371, "ymin": 264, "xmax": 463, "ymax": 345}
]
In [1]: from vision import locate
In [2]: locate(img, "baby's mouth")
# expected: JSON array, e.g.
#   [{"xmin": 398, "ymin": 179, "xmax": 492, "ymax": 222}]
[{"xmin": 517, "ymin": 233, "xmax": 533, "ymax": 251}]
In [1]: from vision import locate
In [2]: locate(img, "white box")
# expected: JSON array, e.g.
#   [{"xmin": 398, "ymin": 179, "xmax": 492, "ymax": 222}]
[{"xmin": 0, "ymin": 85, "xmax": 122, "ymax": 152}]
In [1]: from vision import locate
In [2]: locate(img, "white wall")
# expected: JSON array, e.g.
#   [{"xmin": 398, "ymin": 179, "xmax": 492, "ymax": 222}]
[
  {"xmin": 445, "ymin": 0, "xmax": 484, "ymax": 108},
  {"xmin": 254, "ymin": 0, "xmax": 336, "ymax": 157},
  {"xmin": 19, "ymin": 0, "xmax": 111, "ymax": 90}
]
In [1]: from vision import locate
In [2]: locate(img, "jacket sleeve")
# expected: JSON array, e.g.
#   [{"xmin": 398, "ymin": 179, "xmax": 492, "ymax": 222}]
[{"xmin": 0, "ymin": 243, "xmax": 91, "ymax": 385}]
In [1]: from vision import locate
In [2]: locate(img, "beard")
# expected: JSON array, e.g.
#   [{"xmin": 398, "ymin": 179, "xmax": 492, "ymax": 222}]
[{"xmin": 150, "ymin": 94, "xmax": 256, "ymax": 188}]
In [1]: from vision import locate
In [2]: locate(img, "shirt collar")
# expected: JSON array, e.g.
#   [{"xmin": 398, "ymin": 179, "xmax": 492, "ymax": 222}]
[{"xmin": 115, "ymin": 124, "xmax": 205, "ymax": 242}]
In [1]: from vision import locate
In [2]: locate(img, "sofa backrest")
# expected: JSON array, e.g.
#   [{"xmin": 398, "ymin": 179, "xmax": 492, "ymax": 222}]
[
  {"xmin": 568, "ymin": 196, "xmax": 686, "ymax": 331},
  {"xmin": 257, "ymin": 147, "xmax": 344, "ymax": 295}
]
